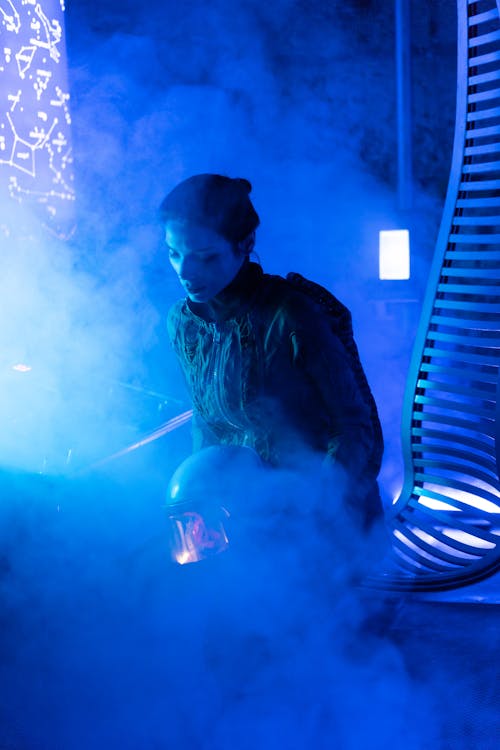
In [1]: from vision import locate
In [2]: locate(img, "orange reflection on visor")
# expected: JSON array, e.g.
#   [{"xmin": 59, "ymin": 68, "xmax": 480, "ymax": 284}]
[{"xmin": 170, "ymin": 510, "xmax": 229, "ymax": 565}]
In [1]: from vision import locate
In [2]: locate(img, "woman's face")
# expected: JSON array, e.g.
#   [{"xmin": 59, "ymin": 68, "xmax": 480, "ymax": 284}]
[{"xmin": 166, "ymin": 221, "xmax": 246, "ymax": 303}]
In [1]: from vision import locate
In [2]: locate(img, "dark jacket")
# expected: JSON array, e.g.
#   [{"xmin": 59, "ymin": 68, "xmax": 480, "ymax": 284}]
[{"xmin": 167, "ymin": 261, "xmax": 383, "ymax": 526}]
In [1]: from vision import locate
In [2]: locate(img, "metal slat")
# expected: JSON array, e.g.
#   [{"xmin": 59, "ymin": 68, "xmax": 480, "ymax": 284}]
[
  {"xmin": 400, "ymin": 516, "xmax": 497, "ymax": 552},
  {"xmin": 417, "ymin": 374, "xmax": 497, "ymax": 396},
  {"xmin": 468, "ymin": 49, "xmax": 500, "ymax": 66},
  {"xmin": 411, "ymin": 434, "xmax": 494, "ymax": 466},
  {"xmin": 417, "ymin": 365, "xmax": 495, "ymax": 383},
  {"xmin": 413, "ymin": 410, "xmax": 493, "ymax": 429},
  {"xmin": 393, "ymin": 524, "xmax": 466, "ymax": 571},
  {"xmin": 394, "ymin": 522, "xmax": 476, "ymax": 565},
  {"xmin": 454, "ymin": 215, "xmax": 500, "ymax": 228},
  {"xmin": 415, "ymin": 394, "xmax": 494, "ymax": 417},
  {"xmin": 415, "ymin": 458, "xmax": 497, "ymax": 487},
  {"xmin": 469, "ymin": 8, "xmax": 500, "ymax": 25},
  {"xmin": 416, "ymin": 463, "xmax": 499, "ymax": 493},
  {"xmin": 412, "ymin": 443, "xmax": 498, "ymax": 476},
  {"xmin": 413, "ymin": 488, "xmax": 500, "ymax": 519},
  {"xmin": 419, "ymin": 361, "xmax": 499, "ymax": 383},
  {"xmin": 445, "ymin": 247, "xmax": 500, "ymax": 258},
  {"xmin": 402, "ymin": 500, "xmax": 500, "ymax": 544},
  {"xmin": 427, "ymin": 328, "xmax": 500, "ymax": 346},
  {"xmin": 378, "ymin": 554, "xmax": 500, "ymax": 587},
  {"xmin": 459, "ymin": 178, "xmax": 500, "ymax": 189},
  {"xmin": 440, "ymin": 266, "xmax": 500, "ymax": 277},
  {"xmin": 365, "ymin": 564, "xmax": 500, "ymax": 590},
  {"xmin": 413, "ymin": 458, "xmax": 499, "ymax": 490},
  {"xmin": 469, "ymin": 28, "xmax": 500, "ymax": 47},
  {"xmin": 430, "ymin": 316, "xmax": 500, "ymax": 331},
  {"xmin": 456, "ymin": 197, "xmax": 500, "ymax": 207},
  {"xmin": 447, "ymin": 232, "xmax": 500, "ymax": 242},
  {"xmin": 426, "ymin": 329, "xmax": 500, "ymax": 348},
  {"xmin": 414, "ymin": 393, "xmax": 493, "ymax": 418},
  {"xmin": 464, "ymin": 142, "xmax": 500, "ymax": 155},
  {"xmin": 467, "ymin": 70, "xmax": 500, "ymax": 87},
  {"xmin": 403, "ymin": 501, "xmax": 499, "ymax": 534},
  {"xmin": 416, "ymin": 442, "xmax": 494, "ymax": 464},
  {"xmin": 414, "ymin": 442, "xmax": 494, "ymax": 465},
  {"xmin": 452, "ymin": 215, "xmax": 500, "ymax": 225},
  {"xmin": 465, "ymin": 124, "xmax": 500, "ymax": 137},
  {"xmin": 422, "ymin": 346, "xmax": 500, "ymax": 367},
  {"xmin": 405, "ymin": 525, "xmax": 482, "ymax": 562},
  {"xmin": 431, "ymin": 307, "xmax": 500, "ymax": 323},
  {"xmin": 467, "ymin": 104, "xmax": 500, "ymax": 120},
  {"xmin": 412, "ymin": 430, "xmax": 494, "ymax": 453},
  {"xmin": 403, "ymin": 514, "xmax": 495, "ymax": 555},
  {"xmin": 433, "ymin": 297, "xmax": 500, "ymax": 313},
  {"xmin": 411, "ymin": 410, "xmax": 496, "ymax": 437},
  {"xmin": 411, "ymin": 423, "xmax": 494, "ymax": 445},
  {"xmin": 392, "ymin": 527, "xmax": 463, "ymax": 571},
  {"xmin": 469, "ymin": 88, "xmax": 500, "ymax": 104},
  {"xmin": 462, "ymin": 159, "xmax": 500, "ymax": 171},
  {"xmin": 436, "ymin": 281, "xmax": 500, "ymax": 294},
  {"xmin": 413, "ymin": 474, "xmax": 500, "ymax": 506},
  {"xmin": 413, "ymin": 433, "xmax": 496, "ymax": 455},
  {"xmin": 409, "ymin": 488, "xmax": 479, "ymax": 515},
  {"xmin": 391, "ymin": 545, "xmax": 433, "ymax": 574}
]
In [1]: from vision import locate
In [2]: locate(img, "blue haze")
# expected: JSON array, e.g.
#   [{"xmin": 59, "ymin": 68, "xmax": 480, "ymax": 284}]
[{"xmin": 3, "ymin": 2, "xmax": 492, "ymax": 749}]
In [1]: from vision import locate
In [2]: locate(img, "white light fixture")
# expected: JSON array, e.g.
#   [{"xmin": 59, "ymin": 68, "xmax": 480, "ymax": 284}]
[{"xmin": 379, "ymin": 229, "xmax": 410, "ymax": 280}]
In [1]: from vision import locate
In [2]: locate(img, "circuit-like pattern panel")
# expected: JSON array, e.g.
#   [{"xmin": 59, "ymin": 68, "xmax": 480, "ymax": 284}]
[{"xmin": 0, "ymin": 0, "xmax": 73, "ymax": 234}]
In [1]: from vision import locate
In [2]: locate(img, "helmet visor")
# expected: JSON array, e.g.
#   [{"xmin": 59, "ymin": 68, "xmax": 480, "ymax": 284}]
[{"xmin": 166, "ymin": 506, "xmax": 230, "ymax": 565}]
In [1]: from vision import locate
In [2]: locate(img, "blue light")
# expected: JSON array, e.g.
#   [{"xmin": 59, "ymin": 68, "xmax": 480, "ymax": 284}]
[{"xmin": 379, "ymin": 229, "xmax": 410, "ymax": 280}]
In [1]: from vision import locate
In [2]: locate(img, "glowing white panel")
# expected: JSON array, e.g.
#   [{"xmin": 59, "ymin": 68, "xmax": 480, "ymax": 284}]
[
  {"xmin": 379, "ymin": 229, "xmax": 410, "ymax": 280},
  {"xmin": 0, "ymin": 0, "xmax": 74, "ymax": 235}
]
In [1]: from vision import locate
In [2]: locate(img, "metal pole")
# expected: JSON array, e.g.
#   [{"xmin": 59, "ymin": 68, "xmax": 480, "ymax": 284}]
[{"xmin": 395, "ymin": 0, "xmax": 413, "ymax": 210}]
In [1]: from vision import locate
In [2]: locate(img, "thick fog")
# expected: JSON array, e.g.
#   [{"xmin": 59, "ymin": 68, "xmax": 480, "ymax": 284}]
[{"xmin": 4, "ymin": 1, "xmax": 496, "ymax": 749}]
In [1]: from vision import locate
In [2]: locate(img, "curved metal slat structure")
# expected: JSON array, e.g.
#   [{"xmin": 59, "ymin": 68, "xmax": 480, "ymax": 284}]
[{"xmin": 372, "ymin": 0, "xmax": 500, "ymax": 591}]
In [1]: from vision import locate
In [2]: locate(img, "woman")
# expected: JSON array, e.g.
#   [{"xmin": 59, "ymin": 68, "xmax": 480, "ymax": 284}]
[{"xmin": 161, "ymin": 174, "xmax": 383, "ymax": 531}]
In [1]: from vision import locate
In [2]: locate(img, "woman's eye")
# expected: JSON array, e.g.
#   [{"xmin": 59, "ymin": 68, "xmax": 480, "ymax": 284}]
[{"xmin": 203, "ymin": 254, "xmax": 217, "ymax": 263}]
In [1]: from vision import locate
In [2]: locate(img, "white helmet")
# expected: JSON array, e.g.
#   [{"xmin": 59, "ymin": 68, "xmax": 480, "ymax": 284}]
[{"xmin": 165, "ymin": 445, "xmax": 263, "ymax": 565}]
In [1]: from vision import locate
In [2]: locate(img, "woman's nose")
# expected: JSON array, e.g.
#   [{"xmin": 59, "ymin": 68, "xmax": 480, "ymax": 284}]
[
  {"xmin": 177, "ymin": 256, "xmax": 188, "ymax": 277},
  {"xmin": 178, "ymin": 256, "xmax": 198, "ymax": 281}
]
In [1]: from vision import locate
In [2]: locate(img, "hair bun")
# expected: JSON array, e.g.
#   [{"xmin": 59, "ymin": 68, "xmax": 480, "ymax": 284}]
[
  {"xmin": 235, "ymin": 178, "xmax": 252, "ymax": 194},
  {"xmin": 160, "ymin": 173, "xmax": 260, "ymax": 242}
]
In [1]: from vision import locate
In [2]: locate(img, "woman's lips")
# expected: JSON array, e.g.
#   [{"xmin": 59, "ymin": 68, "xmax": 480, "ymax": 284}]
[{"xmin": 187, "ymin": 284, "xmax": 205, "ymax": 293}]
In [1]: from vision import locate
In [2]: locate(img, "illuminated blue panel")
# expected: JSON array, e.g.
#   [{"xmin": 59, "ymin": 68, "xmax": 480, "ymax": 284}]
[
  {"xmin": 0, "ymin": 0, "xmax": 74, "ymax": 235},
  {"xmin": 379, "ymin": 229, "xmax": 410, "ymax": 280}
]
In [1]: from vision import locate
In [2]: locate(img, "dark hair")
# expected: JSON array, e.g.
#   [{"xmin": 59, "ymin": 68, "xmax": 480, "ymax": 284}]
[{"xmin": 159, "ymin": 174, "xmax": 260, "ymax": 243}]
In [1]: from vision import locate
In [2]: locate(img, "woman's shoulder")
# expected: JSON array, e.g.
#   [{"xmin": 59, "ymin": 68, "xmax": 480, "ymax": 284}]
[
  {"xmin": 167, "ymin": 297, "xmax": 184, "ymax": 323},
  {"xmin": 259, "ymin": 270, "xmax": 322, "ymax": 321},
  {"xmin": 253, "ymin": 270, "xmax": 328, "ymax": 343}
]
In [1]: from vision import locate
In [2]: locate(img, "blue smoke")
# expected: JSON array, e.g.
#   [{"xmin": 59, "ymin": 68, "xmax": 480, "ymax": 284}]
[{"xmin": 3, "ymin": 1, "xmax": 494, "ymax": 749}]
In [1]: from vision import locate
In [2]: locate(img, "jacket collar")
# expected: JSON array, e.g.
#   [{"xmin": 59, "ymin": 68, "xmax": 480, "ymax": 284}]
[{"xmin": 186, "ymin": 260, "xmax": 263, "ymax": 322}]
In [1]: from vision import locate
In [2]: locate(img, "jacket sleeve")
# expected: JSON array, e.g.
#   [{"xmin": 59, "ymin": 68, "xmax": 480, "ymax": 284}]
[
  {"xmin": 278, "ymin": 295, "xmax": 376, "ymax": 481},
  {"xmin": 284, "ymin": 298, "xmax": 383, "ymax": 528}
]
